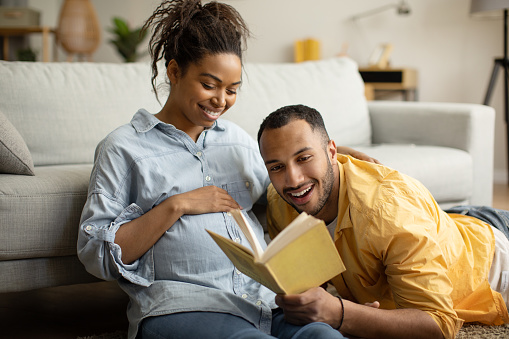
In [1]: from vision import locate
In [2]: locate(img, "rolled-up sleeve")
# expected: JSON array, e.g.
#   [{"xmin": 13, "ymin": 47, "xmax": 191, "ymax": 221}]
[{"xmin": 78, "ymin": 193, "xmax": 154, "ymax": 287}]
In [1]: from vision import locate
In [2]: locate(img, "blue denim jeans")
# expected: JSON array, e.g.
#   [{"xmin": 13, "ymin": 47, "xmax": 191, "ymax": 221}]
[
  {"xmin": 138, "ymin": 308, "xmax": 346, "ymax": 339},
  {"xmin": 444, "ymin": 205, "xmax": 509, "ymax": 240}
]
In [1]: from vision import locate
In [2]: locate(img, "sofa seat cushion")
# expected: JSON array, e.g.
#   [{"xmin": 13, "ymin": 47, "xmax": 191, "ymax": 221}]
[
  {"xmin": 224, "ymin": 57, "xmax": 371, "ymax": 146},
  {"xmin": 0, "ymin": 256, "xmax": 99, "ymax": 293},
  {"xmin": 0, "ymin": 164, "xmax": 92, "ymax": 260},
  {"xmin": 355, "ymin": 144, "xmax": 472, "ymax": 206}
]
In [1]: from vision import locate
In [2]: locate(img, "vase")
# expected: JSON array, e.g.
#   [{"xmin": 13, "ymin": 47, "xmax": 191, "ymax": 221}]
[{"xmin": 56, "ymin": 0, "xmax": 101, "ymax": 61}]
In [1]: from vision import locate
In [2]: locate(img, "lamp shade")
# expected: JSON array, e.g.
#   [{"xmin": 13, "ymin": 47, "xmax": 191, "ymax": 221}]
[{"xmin": 471, "ymin": 0, "xmax": 509, "ymax": 13}]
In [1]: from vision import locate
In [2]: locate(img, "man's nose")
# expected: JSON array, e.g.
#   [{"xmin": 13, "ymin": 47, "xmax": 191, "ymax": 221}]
[{"xmin": 286, "ymin": 164, "xmax": 304, "ymax": 188}]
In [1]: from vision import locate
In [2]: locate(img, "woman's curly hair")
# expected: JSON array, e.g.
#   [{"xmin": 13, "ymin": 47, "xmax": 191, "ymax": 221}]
[{"xmin": 142, "ymin": 0, "xmax": 250, "ymax": 101}]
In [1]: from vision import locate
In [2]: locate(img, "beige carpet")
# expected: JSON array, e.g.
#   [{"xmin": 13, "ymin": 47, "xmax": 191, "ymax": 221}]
[
  {"xmin": 78, "ymin": 324, "xmax": 509, "ymax": 339},
  {"xmin": 456, "ymin": 323, "xmax": 509, "ymax": 338}
]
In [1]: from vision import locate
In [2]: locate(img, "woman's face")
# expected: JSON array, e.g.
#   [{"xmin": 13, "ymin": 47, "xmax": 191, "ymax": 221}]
[{"xmin": 165, "ymin": 53, "xmax": 242, "ymax": 140}]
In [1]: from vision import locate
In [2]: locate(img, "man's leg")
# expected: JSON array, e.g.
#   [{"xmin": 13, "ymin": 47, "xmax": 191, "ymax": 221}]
[
  {"xmin": 444, "ymin": 205, "xmax": 509, "ymax": 240},
  {"xmin": 445, "ymin": 205, "xmax": 509, "ymax": 308},
  {"xmin": 138, "ymin": 311, "xmax": 274, "ymax": 339},
  {"xmin": 271, "ymin": 308, "xmax": 347, "ymax": 339},
  {"xmin": 489, "ymin": 226, "xmax": 509, "ymax": 309}
]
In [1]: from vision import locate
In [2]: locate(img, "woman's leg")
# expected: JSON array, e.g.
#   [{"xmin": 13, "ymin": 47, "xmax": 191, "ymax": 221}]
[
  {"xmin": 271, "ymin": 308, "xmax": 347, "ymax": 339},
  {"xmin": 138, "ymin": 311, "xmax": 274, "ymax": 339}
]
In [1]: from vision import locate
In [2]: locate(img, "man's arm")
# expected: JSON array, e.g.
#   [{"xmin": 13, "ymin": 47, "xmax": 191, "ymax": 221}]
[{"xmin": 276, "ymin": 287, "xmax": 444, "ymax": 339}]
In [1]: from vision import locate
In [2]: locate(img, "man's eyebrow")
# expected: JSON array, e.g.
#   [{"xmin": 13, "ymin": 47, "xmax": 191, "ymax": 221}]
[
  {"xmin": 264, "ymin": 147, "xmax": 313, "ymax": 165},
  {"xmin": 200, "ymin": 73, "xmax": 241, "ymax": 86}
]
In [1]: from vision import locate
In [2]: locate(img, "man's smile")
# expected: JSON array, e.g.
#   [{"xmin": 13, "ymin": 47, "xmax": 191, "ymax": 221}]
[{"xmin": 285, "ymin": 183, "xmax": 315, "ymax": 205}]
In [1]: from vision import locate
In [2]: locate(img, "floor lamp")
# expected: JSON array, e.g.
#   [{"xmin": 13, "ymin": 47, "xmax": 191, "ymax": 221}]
[{"xmin": 471, "ymin": 0, "xmax": 509, "ymax": 182}]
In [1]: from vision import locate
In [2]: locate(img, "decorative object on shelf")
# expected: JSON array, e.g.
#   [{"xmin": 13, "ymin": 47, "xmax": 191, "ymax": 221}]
[
  {"xmin": 56, "ymin": 0, "xmax": 101, "ymax": 62},
  {"xmin": 471, "ymin": 0, "xmax": 509, "ymax": 183},
  {"xmin": 367, "ymin": 43, "xmax": 393, "ymax": 69},
  {"xmin": 0, "ymin": 7, "xmax": 40, "ymax": 27},
  {"xmin": 108, "ymin": 17, "xmax": 147, "ymax": 63},
  {"xmin": 350, "ymin": 0, "xmax": 411, "ymax": 21},
  {"xmin": 294, "ymin": 38, "xmax": 320, "ymax": 63}
]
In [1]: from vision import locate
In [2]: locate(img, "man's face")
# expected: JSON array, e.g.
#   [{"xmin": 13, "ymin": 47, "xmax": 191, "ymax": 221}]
[{"xmin": 259, "ymin": 119, "xmax": 338, "ymax": 222}]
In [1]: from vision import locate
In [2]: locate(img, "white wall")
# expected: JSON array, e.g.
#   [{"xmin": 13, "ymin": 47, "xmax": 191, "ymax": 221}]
[{"xmin": 27, "ymin": 0, "xmax": 508, "ymax": 182}]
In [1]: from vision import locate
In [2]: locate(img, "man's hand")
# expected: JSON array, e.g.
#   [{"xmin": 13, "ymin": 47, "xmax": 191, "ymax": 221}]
[
  {"xmin": 275, "ymin": 287, "xmax": 342, "ymax": 328},
  {"xmin": 275, "ymin": 288, "xmax": 443, "ymax": 339}
]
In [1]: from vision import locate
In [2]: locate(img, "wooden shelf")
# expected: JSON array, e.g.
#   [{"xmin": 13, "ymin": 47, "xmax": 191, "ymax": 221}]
[
  {"xmin": 0, "ymin": 26, "xmax": 56, "ymax": 62},
  {"xmin": 359, "ymin": 68, "xmax": 418, "ymax": 100}
]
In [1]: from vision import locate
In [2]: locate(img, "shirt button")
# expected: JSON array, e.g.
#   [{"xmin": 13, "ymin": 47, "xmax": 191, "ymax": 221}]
[
  {"xmin": 205, "ymin": 176, "xmax": 211, "ymax": 182},
  {"xmin": 196, "ymin": 151, "xmax": 202, "ymax": 157},
  {"xmin": 85, "ymin": 225, "xmax": 92, "ymax": 231},
  {"xmin": 227, "ymin": 212, "xmax": 232, "ymax": 216},
  {"xmin": 234, "ymin": 237, "xmax": 240, "ymax": 243},
  {"xmin": 242, "ymin": 294, "xmax": 248, "ymax": 299},
  {"xmin": 235, "ymin": 269, "xmax": 241, "ymax": 275},
  {"xmin": 256, "ymin": 300, "xmax": 262, "ymax": 306},
  {"xmin": 245, "ymin": 181, "xmax": 250, "ymax": 188}
]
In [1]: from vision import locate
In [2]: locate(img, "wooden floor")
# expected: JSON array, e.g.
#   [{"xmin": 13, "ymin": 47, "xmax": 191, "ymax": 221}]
[
  {"xmin": 2, "ymin": 184, "xmax": 509, "ymax": 339},
  {"xmin": 0, "ymin": 281, "xmax": 129, "ymax": 339},
  {"xmin": 493, "ymin": 183, "xmax": 509, "ymax": 210}
]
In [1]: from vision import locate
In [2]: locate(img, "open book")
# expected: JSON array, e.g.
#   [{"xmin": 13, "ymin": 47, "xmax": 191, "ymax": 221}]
[{"xmin": 206, "ymin": 209, "xmax": 345, "ymax": 295}]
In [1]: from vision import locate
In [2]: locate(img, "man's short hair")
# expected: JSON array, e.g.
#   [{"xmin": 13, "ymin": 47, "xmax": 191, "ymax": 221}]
[{"xmin": 257, "ymin": 104, "xmax": 330, "ymax": 145}]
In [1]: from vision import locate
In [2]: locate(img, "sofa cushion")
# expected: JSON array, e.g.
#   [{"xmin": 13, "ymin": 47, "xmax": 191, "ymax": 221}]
[
  {"xmin": 224, "ymin": 57, "xmax": 371, "ymax": 146},
  {"xmin": 0, "ymin": 61, "xmax": 161, "ymax": 166},
  {"xmin": 355, "ymin": 144, "xmax": 472, "ymax": 207},
  {"xmin": 0, "ymin": 164, "xmax": 92, "ymax": 260},
  {"xmin": 0, "ymin": 109, "xmax": 35, "ymax": 175}
]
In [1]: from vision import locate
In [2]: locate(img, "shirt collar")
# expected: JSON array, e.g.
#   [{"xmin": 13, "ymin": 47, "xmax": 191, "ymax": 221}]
[
  {"xmin": 335, "ymin": 155, "xmax": 352, "ymax": 235},
  {"xmin": 130, "ymin": 109, "xmax": 226, "ymax": 134}
]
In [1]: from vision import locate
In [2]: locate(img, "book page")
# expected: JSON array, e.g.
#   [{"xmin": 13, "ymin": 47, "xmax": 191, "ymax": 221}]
[
  {"xmin": 230, "ymin": 209, "xmax": 264, "ymax": 259},
  {"xmin": 261, "ymin": 212, "xmax": 318, "ymax": 263},
  {"xmin": 206, "ymin": 229, "xmax": 286, "ymax": 293}
]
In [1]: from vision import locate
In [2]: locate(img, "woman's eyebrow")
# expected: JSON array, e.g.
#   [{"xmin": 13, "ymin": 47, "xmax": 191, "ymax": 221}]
[{"xmin": 200, "ymin": 73, "xmax": 241, "ymax": 86}]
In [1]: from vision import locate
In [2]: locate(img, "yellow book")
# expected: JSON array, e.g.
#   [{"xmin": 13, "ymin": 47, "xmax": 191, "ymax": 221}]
[
  {"xmin": 206, "ymin": 209, "xmax": 345, "ymax": 295},
  {"xmin": 304, "ymin": 39, "xmax": 321, "ymax": 61},
  {"xmin": 294, "ymin": 40, "xmax": 305, "ymax": 63}
]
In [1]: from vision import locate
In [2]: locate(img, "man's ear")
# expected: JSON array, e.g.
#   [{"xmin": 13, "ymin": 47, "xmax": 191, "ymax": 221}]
[
  {"xmin": 328, "ymin": 139, "xmax": 337, "ymax": 162},
  {"xmin": 166, "ymin": 59, "xmax": 180, "ymax": 84}
]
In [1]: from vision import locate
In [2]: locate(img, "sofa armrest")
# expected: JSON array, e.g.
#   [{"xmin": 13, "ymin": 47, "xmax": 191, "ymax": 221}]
[{"xmin": 367, "ymin": 101, "xmax": 495, "ymax": 206}]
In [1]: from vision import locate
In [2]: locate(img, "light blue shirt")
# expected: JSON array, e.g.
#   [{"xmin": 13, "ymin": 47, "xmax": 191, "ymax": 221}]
[{"xmin": 78, "ymin": 109, "xmax": 275, "ymax": 339}]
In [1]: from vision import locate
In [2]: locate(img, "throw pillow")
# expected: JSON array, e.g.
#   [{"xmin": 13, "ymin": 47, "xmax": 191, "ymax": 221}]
[{"xmin": 0, "ymin": 109, "xmax": 35, "ymax": 175}]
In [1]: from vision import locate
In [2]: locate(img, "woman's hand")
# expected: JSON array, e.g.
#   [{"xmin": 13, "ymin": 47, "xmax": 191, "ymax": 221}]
[
  {"xmin": 116, "ymin": 186, "xmax": 240, "ymax": 264},
  {"xmin": 336, "ymin": 145, "xmax": 381, "ymax": 164},
  {"xmin": 169, "ymin": 185, "xmax": 241, "ymax": 215}
]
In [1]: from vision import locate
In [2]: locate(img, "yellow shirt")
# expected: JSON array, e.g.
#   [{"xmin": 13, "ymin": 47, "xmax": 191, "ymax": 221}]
[{"xmin": 267, "ymin": 154, "xmax": 509, "ymax": 339}]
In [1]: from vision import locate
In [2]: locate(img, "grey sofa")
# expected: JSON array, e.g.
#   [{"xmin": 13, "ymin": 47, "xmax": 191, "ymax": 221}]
[{"xmin": 0, "ymin": 58, "xmax": 495, "ymax": 293}]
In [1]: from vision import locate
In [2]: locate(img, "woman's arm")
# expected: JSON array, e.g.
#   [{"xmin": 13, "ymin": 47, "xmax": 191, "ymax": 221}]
[
  {"xmin": 115, "ymin": 185, "xmax": 241, "ymax": 264},
  {"xmin": 336, "ymin": 145, "xmax": 381, "ymax": 164}
]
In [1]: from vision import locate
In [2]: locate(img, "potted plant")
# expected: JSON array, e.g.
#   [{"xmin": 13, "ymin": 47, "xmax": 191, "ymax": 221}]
[
  {"xmin": 108, "ymin": 17, "xmax": 147, "ymax": 63},
  {"xmin": 16, "ymin": 47, "xmax": 37, "ymax": 62}
]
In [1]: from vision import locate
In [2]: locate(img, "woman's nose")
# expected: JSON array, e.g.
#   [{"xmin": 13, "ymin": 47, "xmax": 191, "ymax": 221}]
[{"xmin": 211, "ymin": 92, "xmax": 226, "ymax": 107}]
